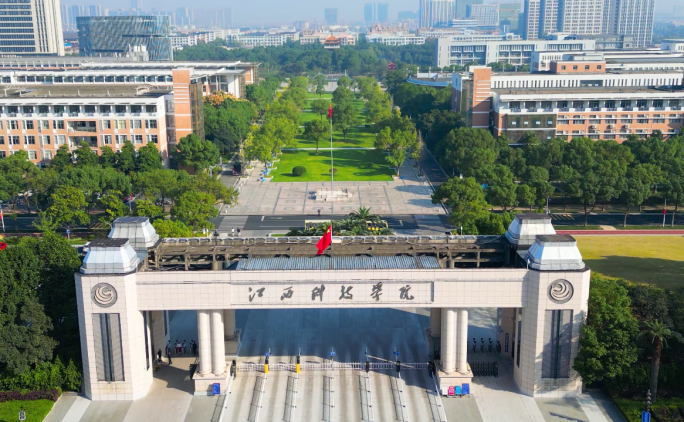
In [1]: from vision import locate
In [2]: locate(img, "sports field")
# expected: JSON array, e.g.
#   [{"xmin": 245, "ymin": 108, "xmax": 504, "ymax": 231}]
[{"xmin": 576, "ymin": 235, "xmax": 684, "ymax": 288}]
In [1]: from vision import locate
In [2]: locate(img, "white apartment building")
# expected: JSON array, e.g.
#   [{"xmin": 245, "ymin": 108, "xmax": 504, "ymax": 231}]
[
  {"xmin": 435, "ymin": 37, "xmax": 595, "ymax": 67},
  {"xmin": 466, "ymin": 4, "xmax": 499, "ymax": 26},
  {"xmin": 366, "ymin": 33, "xmax": 427, "ymax": 45},
  {"xmin": 0, "ymin": 0, "xmax": 65, "ymax": 56},
  {"xmin": 239, "ymin": 31, "xmax": 299, "ymax": 47},
  {"xmin": 557, "ymin": 0, "xmax": 604, "ymax": 35}
]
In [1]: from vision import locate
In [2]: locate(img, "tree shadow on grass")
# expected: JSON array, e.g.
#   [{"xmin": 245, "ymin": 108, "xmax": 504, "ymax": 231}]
[{"xmin": 584, "ymin": 256, "xmax": 684, "ymax": 288}]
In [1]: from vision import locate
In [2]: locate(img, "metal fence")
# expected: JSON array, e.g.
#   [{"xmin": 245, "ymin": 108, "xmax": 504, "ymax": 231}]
[
  {"xmin": 470, "ymin": 361, "xmax": 498, "ymax": 377},
  {"xmin": 236, "ymin": 361, "xmax": 429, "ymax": 373}
]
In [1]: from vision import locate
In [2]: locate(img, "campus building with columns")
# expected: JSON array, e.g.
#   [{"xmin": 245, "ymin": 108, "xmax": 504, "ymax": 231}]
[{"xmin": 75, "ymin": 214, "xmax": 589, "ymax": 400}]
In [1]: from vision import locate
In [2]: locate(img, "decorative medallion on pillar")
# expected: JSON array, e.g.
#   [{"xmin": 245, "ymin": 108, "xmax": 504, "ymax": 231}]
[
  {"xmin": 548, "ymin": 279, "xmax": 573, "ymax": 304},
  {"xmin": 92, "ymin": 283, "xmax": 118, "ymax": 308}
]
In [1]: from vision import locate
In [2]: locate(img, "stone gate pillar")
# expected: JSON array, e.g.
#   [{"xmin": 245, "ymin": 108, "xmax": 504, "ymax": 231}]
[{"xmin": 514, "ymin": 234, "xmax": 590, "ymax": 397}]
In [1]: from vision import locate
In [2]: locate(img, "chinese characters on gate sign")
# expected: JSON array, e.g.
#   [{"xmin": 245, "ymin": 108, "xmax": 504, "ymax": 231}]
[{"xmin": 245, "ymin": 283, "xmax": 419, "ymax": 303}]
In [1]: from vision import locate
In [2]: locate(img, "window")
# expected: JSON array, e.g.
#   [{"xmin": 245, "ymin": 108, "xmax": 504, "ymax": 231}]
[
  {"xmin": 101, "ymin": 120, "xmax": 111, "ymax": 129},
  {"xmin": 561, "ymin": 65, "xmax": 566, "ymax": 70},
  {"xmin": 584, "ymin": 65, "xmax": 590, "ymax": 70},
  {"xmin": 637, "ymin": 100, "xmax": 648, "ymax": 109},
  {"xmin": 85, "ymin": 105, "xmax": 96, "ymax": 113},
  {"xmin": 41, "ymin": 135, "xmax": 50, "ymax": 145},
  {"xmin": 22, "ymin": 106, "xmax": 33, "ymax": 114},
  {"xmin": 653, "ymin": 100, "xmax": 663, "ymax": 108},
  {"xmin": 55, "ymin": 135, "xmax": 65, "ymax": 145},
  {"xmin": 588, "ymin": 101, "xmax": 599, "ymax": 109},
  {"xmin": 22, "ymin": 120, "xmax": 33, "ymax": 130},
  {"xmin": 147, "ymin": 134, "xmax": 158, "ymax": 144},
  {"xmin": 92, "ymin": 313, "xmax": 125, "ymax": 382},
  {"xmin": 132, "ymin": 120, "xmax": 142, "ymax": 129},
  {"xmin": 133, "ymin": 134, "xmax": 143, "ymax": 144},
  {"xmin": 572, "ymin": 65, "xmax": 578, "ymax": 70},
  {"xmin": 100, "ymin": 105, "xmax": 111, "ymax": 113},
  {"xmin": 131, "ymin": 105, "xmax": 142, "ymax": 113},
  {"xmin": 145, "ymin": 105, "xmax": 157, "ymax": 113},
  {"xmin": 605, "ymin": 119, "xmax": 617, "ymax": 124},
  {"xmin": 53, "ymin": 120, "xmax": 64, "ymax": 129},
  {"xmin": 597, "ymin": 65, "xmax": 602, "ymax": 70},
  {"xmin": 670, "ymin": 100, "xmax": 680, "ymax": 108},
  {"xmin": 43, "ymin": 150, "xmax": 52, "ymax": 160},
  {"xmin": 23, "ymin": 135, "xmax": 35, "ymax": 145},
  {"xmin": 9, "ymin": 136, "xmax": 19, "ymax": 145},
  {"xmin": 0, "ymin": 151, "xmax": 5, "ymax": 158},
  {"xmin": 54, "ymin": 105, "xmax": 64, "ymax": 114},
  {"xmin": 39, "ymin": 120, "xmax": 49, "ymax": 130},
  {"xmin": 0, "ymin": 136, "xmax": 3, "ymax": 144},
  {"xmin": 145, "ymin": 120, "xmax": 158, "ymax": 129},
  {"xmin": 115, "ymin": 120, "xmax": 126, "ymax": 129},
  {"xmin": 102, "ymin": 135, "xmax": 112, "ymax": 145},
  {"xmin": 605, "ymin": 100, "xmax": 615, "ymax": 108},
  {"xmin": 116, "ymin": 135, "xmax": 127, "ymax": 144},
  {"xmin": 572, "ymin": 101, "xmax": 584, "ymax": 108},
  {"xmin": 115, "ymin": 105, "xmax": 126, "ymax": 113},
  {"xmin": 38, "ymin": 105, "xmax": 49, "ymax": 114},
  {"xmin": 620, "ymin": 100, "xmax": 632, "ymax": 108},
  {"xmin": 69, "ymin": 105, "xmax": 79, "ymax": 114},
  {"xmin": 9, "ymin": 120, "xmax": 18, "ymax": 129},
  {"xmin": 28, "ymin": 150, "xmax": 37, "ymax": 160}
]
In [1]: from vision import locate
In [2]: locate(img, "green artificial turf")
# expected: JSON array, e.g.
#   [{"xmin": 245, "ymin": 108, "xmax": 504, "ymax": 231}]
[{"xmin": 270, "ymin": 149, "xmax": 394, "ymax": 182}]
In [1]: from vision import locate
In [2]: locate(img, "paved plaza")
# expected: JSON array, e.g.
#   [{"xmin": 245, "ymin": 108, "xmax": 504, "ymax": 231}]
[
  {"xmin": 46, "ymin": 307, "xmax": 625, "ymax": 422},
  {"xmin": 222, "ymin": 160, "xmax": 446, "ymax": 216}
]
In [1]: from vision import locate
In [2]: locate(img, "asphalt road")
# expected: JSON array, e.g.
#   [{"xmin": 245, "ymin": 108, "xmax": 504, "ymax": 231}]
[{"xmin": 551, "ymin": 212, "xmax": 676, "ymax": 226}]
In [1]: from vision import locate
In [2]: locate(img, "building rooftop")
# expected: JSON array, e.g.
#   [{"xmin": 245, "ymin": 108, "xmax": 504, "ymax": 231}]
[
  {"xmin": 0, "ymin": 85, "xmax": 171, "ymax": 98},
  {"xmin": 492, "ymin": 86, "xmax": 684, "ymax": 95},
  {"xmin": 235, "ymin": 255, "xmax": 441, "ymax": 270}
]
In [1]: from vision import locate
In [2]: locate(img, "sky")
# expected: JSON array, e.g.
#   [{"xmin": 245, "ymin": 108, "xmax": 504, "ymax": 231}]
[{"xmin": 71, "ymin": 0, "xmax": 673, "ymax": 28}]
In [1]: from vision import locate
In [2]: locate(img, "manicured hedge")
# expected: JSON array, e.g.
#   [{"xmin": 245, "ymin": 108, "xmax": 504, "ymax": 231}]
[
  {"xmin": 0, "ymin": 390, "xmax": 60, "ymax": 403},
  {"xmin": 292, "ymin": 166, "xmax": 307, "ymax": 176}
]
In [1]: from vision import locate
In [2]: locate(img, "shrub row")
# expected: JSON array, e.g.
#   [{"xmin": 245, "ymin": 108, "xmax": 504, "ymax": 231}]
[{"xmin": 0, "ymin": 390, "xmax": 60, "ymax": 403}]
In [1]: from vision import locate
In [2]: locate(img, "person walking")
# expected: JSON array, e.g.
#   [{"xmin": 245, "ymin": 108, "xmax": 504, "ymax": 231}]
[
  {"xmin": 166, "ymin": 341, "xmax": 172, "ymax": 359},
  {"xmin": 192, "ymin": 340, "xmax": 198, "ymax": 356},
  {"xmin": 175, "ymin": 340, "xmax": 181, "ymax": 355},
  {"xmin": 157, "ymin": 349, "xmax": 162, "ymax": 364},
  {"xmin": 182, "ymin": 340, "xmax": 187, "ymax": 355}
]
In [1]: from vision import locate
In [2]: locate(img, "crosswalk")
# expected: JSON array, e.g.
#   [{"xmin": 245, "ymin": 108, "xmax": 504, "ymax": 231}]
[{"xmin": 551, "ymin": 214, "xmax": 575, "ymax": 220}]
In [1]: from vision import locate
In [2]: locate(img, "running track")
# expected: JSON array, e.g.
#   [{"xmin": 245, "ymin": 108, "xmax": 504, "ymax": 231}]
[{"xmin": 556, "ymin": 230, "xmax": 684, "ymax": 235}]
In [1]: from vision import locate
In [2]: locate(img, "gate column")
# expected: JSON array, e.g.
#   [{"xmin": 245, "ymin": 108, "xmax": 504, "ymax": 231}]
[
  {"xmin": 197, "ymin": 310, "xmax": 211, "ymax": 375},
  {"xmin": 440, "ymin": 308, "xmax": 457, "ymax": 373},
  {"xmin": 457, "ymin": 308, "xmax": 469, "ymax": 374},
  {"xmin": 211, "ymin": 310, "xmax": 226, "ymax": 376}
]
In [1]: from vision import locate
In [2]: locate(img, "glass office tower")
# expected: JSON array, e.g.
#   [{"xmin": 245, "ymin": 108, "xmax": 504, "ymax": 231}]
[{"xmin": 77, "ymin": 16, "xmax": 172, "ymax": 61}]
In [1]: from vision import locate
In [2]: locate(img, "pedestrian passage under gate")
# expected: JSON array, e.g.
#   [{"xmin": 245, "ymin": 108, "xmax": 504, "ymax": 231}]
[{"xmin": 235, "ymin": 361, "xmax": 430, "ymax": 373}]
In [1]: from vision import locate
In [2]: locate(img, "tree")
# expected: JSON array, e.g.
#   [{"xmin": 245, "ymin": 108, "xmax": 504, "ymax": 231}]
[
  {"xmin": 40, "ymin": 186, "xmax": 90, "ymax": 230},
  {"xmin": 204, "ymin": 97, "xmax": 257, "ymax": 154},
  {"xmin": 573, "ymin": 276, "xmax": 639, "ymax": 385},
  {"xmin": 99, "ymin": 146, "xmax": 117, "ymax": 168},
  {"xmin": 50, "ymin": 145, "xmax": 73, "ymax": 171},
  {"xmin": 303, "ymin": 119, "xmax": 328, "ymax": 153},
  {"xmin": 313, "ymin": 74, "xmax": 327, "ymax": 97},
  {"xmin": 432, "ymin": 177, "xmax": 490, "ymax": 231},
  {"xmin": 0, "ymin": 242, "xmax": 57, "ymax": 375},
  {"xmin": 618, "ymin": 174, "xmax": 651, "ymax": 227},
  {"xmin": 384, "ymin": 69, "xmax": 408, "ymax": 96},
  {"xmin": 516, "ymin": 184, "xmax": 537, "ymax": 210},
  {"xmin": 172, "ymin": 133, "xmax": 220, "ymax": 172},
  {"xmin": 374, "ymin": 126, "xmax": 418, "ymax": 176},
  {"xmin": 98, "ymin": 191, "xmax": 128, "ymax": 228},
  {"xmin": 337, "ymin": 75, "xmax": 351, "ymax": 89},
  {"xmin": 637, "ymin": 320, "xmax": 684, "ymax": 401},
  {"xmin": 73, "ymin": 141, "xmax": 98, "ymax": 167},
  {"xmin": 136, "ymin": 143, "xmax": 163, "ymax": 172},
  {"xmin": 435, "ymin": 128, "xmax": 503, "ymax": 177},
  {"xmin": 134, "ymin": 168, "xmax": 187, "ymax": 205},
  {"xmin": 332, "ymin": 103, "xmax": 358, "ymax": 140},
  {"xmin": 134, "ymin": 199, "xmax": 164, "ymax": 221},
  {"xmin": 152, "ymin": 219, "xmax": 194, "ymax": 238},
  {"xmin": 310, "ymin": 98, "xmax": 329, "ymax": 121},
  {"xmin": 170, "ymin": 190, "xmax": 218, "ymax": 231},
  {"xmin": 116, "ymin": 141, "xmax": 137, "ymax": 174}
]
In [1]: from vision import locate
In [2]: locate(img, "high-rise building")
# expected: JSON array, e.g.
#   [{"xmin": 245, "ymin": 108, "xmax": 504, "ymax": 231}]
[
  {"xmin": 176, "ymin": 7, "xmax": 191, "ymax": 26},
  {"xmin": 431, "ymin": 0, "xmax": 456, "ymax": 27},
  {"xmin": 603, "ymin": 0, "xmax": 654, "ymax": 47},
  {"xmin": 71, "ymin": 4, "xmax": 85, "ymax": 21},
  {"xmin": 522, "ymin": 0, "xmax": 540, "ymax": 39},
  {"xmin": 557, "ymin": 0, "xmax": 603, "ymax": 35},
  {"xmin": 398, "ymin": 10, "xmax": 419, "ymax": 20},
  {"xmin": 324, "ymin": 8, "xmax": 338, "ymax": 25},
  {"xmin": 455, "ymin": 0, "xmax": 482, "ymax": 19},
  {"xmin": 0, "ymin": 0, "xmax": 64, "ymax": 55},
  {"xmin": 419, "ymin": 0, "xmax": 431, "ymax": 28},
  {"xmin": 499, "ymin": 3, "xmax": 521, "ymax": 32},
  {"xmin": 78, "ymin": 16, "xmax": 172, "ymax": 61},
  {"xmin": 466, "ymin": 4, "xmax": 499, "ymax": 26},
  {"xmin": 88, "ymin": 5, "xmax": 103, "ymax": 17},
  {"xmin": 364, "ymin": 3, "xmax": 376, "ymax": 23},
  {"xmin": 61, "ymin": 2, "xmax": 70, "ymax": 29},
  {"xmin": 378, "ymin": 3, "xmax": 389, "ymax": 23},
  {"xmin": 131, "ymin": 0, "xmax": 143, "ymax": 10}
]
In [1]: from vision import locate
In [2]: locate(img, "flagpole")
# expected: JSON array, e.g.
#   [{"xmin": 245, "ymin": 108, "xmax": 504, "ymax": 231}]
[{"xmin": 329, "ymin": 104, "xmax": 334, "ymax": 269}]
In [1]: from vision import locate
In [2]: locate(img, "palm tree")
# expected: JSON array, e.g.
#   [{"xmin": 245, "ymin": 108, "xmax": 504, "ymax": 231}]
[
  {"xmin": 637, "ymin": 320, "xmax": 684, "ymax": 401},
  {"xmin": 349, "ymin": 206, "xmax": 378, "ymax": 222}
]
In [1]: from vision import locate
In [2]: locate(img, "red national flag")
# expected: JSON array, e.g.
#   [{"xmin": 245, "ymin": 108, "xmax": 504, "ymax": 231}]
[
  {"xmin": 328, "ymin": 103, "xmax": 333, "ymax": 119},
  {"xmin": 316, "ymin": 225, "xmax": 332, "ymax": 255}
]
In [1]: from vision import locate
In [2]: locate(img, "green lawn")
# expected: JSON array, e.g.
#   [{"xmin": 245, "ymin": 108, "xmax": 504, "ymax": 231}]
[
  {"xmin": 576, "ymin": 236, "xmax": 684, "ymax": 288},
  {"xmin": 0, "ymin": 400, "xmax": 54, "ymax": 422},
  {"xmin": 297, "ymin": 98, "xmax": 374, "ymax": 148},
  {"xmin": 271, "ymin": 149, "xmax": 393, "ymax": 182}
]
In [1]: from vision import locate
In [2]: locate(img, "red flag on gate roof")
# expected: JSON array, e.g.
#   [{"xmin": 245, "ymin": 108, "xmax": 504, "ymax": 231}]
[
  {"xmin": 316, "ymin": 225, "xmax": 332, "ymax": 255},
  {"xmin": 328, "ymin": 103, "xmax": 332, "ymax": 119}
]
